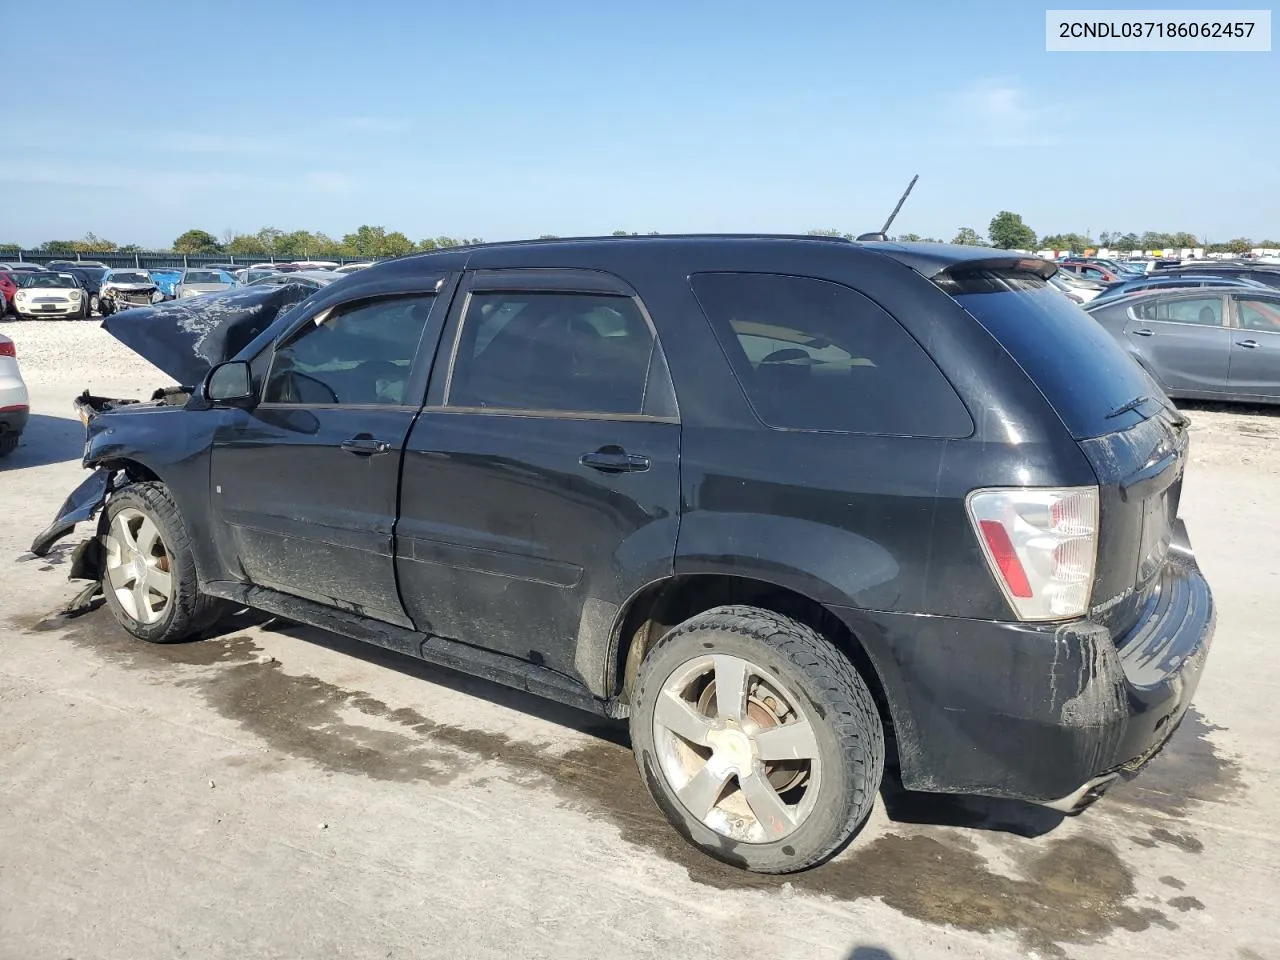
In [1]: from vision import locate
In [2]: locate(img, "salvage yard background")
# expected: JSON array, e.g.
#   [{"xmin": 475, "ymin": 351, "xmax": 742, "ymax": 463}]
[{"xmin": 1, "ymin": 319, "xmax": 1277, "ymax": 960}]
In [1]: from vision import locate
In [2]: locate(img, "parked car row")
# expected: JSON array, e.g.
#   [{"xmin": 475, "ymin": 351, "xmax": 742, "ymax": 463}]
[
  {"xmin": 1038, "ymin": 253, "xmax": 1280, "ymax": 404},
  {"xmin": 0, "ymin": 259, "xmax": 365, "ymax": 320}
]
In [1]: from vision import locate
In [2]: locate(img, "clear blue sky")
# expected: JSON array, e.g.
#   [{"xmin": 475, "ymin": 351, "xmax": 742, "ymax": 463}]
[{"xmin": 4, "ymin": 0, "xmax": 1276, "ymax": 247}]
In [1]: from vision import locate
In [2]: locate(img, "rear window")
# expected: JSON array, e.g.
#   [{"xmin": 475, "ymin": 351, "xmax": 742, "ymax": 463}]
[
  {"xmin": 691, "ymin": 273, "xmax": 972, "ymax": 437},
  {"xmin": 942, "ymin": 270, "xmax": 1164, "ymax": 439}
]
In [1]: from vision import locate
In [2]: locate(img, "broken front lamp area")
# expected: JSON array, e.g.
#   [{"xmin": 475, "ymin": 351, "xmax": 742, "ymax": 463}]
[{"xmin": 965, "ymin": 486, "xmax": 1100, "ymax": 621}]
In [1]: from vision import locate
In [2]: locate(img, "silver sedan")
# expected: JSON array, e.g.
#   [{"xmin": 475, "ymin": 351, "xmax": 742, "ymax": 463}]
[{"xmin": 175, "ymin": 269, "xmax": 236, "ymax": 299}]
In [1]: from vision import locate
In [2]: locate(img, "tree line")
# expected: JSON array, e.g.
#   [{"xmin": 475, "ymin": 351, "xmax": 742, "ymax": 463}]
[
  {"xmin": 5, "ymin": 216, "xmax": 1278, "ymax": 258},
  {"xmin": 0, "ymin": 226, "xmax": 484, "ymax": 260},
  {"xmin": 811, "ymin": 213, "xmax": 1279, "ymax": 254}
]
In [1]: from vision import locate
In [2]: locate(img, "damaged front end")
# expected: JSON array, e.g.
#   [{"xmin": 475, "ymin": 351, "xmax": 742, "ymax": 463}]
[
  {"xmin": 99, "ymin": 283, "xmax": 161, "ymax": 316},
  {"xmin": 28, "ymin": 283, "xmax": 315, "ymax": 577},
  {"xmin": 30, "ymin": 468, "xmax": 113, "ymax": 572}
]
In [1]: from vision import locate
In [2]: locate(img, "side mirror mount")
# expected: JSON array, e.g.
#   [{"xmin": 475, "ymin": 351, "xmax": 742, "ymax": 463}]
[{"xmin": 206, "ymin": 360, "xmax": 256, "ymax": 407}]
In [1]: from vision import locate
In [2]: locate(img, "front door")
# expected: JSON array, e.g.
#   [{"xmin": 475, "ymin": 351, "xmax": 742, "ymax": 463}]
[
  {"xmin": 1228, "ymin": 294, "xmax": 1280, "ymax": 399},
  {"xmin": 210, "ymin": 292, "xmax": 442, "ymax": 626},
  {"xmin": 1124, "ymin": 293, "xmax": 1230, "ymax": 394},
  {"xmin": 395, "ymin": 269, "xmax": 682, "ymax": 689}
]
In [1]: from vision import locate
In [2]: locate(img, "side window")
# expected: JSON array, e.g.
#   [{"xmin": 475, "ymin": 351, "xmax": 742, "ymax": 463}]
[
  {"xmin": 446, "ymin": 291, "xmax": 659, "ymax": 416},
  {"xmin": 1156, "ymin": 297, "xmax": 1222, "ymax": 326},
  {"xmin": 263, "ymin": 295, "xmax": 434, "ymax": 405},
  {"xmin": 690, "ymin": 273, "xmax": 972, "ymax": 437},
  {"xmin": 1083, "ymin": 267, "xmax": 1105, "ymax": 280},
  {"xmin": 1237, "ymin": 299, "xmax": 1280, "ymax": 333},
  {"xmin": 1135, "ymin": 300, "xmax": 1158, "ymax": 320}
]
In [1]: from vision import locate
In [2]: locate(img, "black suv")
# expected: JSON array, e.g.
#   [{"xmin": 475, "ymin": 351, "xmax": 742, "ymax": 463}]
[{"xmin": 32, "ymin": 236, "xmax": 1214, "ymax": 874}]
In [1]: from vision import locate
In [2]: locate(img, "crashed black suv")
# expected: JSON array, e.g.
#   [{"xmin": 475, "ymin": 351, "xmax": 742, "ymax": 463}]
[{"xmin": 32, "ymin": 236, "xmax": 1214, "ymax": 874}]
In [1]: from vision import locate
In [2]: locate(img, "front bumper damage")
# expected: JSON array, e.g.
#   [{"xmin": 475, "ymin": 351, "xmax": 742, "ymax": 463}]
[
  {"xmin": 30, "ymin": 385, "xmax": 192, "ymax": 559},
  {"xmin": 30, "ymin": 467, "xmax": 112, "ymax": 577},
  {"xmin": 100, "ymin": 287, "xmax": 159, "ymax": 315}
]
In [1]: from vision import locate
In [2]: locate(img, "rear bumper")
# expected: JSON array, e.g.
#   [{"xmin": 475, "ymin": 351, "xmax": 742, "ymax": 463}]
[
  {"xmin": 836, "ymin": 528, "xmax": 1214, "ymax": 803},
  {"xmin": 0, "ymin": 403, "xmax": 29, "ymax": 436}
]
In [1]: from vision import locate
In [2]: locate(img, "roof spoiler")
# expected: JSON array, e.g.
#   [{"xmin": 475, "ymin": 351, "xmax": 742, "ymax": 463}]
[{"xmin": 934, "ymin": 255, "xmax": 1059, "ymax": 282}]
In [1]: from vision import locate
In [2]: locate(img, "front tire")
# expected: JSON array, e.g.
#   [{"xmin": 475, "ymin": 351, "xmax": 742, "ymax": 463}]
[
  {"xmin": 630, "ymin": 605, "xmax": 885, "ymax": 874},
  {"xmin": 101, "ymin": 482, "xmax": 226, "ymax": 643}
]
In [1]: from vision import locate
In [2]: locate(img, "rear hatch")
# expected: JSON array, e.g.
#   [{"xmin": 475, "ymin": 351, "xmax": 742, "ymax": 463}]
[{"xmin": 939, "ymin": 263, "xmax": 1187, "ymax": 638}]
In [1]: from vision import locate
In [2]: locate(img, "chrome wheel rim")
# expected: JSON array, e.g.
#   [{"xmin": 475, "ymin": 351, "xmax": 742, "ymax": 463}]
[
  {"xmin": 652, "ymin": 654, "xmax": 822, "ymax": 843},
  {"xmin": 103, "ymin": 507, "xmax": 174, "ymax": 625}
]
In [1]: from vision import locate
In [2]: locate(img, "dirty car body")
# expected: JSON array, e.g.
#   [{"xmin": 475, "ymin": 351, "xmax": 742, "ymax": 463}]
[{"xmin": 30, "ymin": 237, "xmax": 1214, "ymax": 866}]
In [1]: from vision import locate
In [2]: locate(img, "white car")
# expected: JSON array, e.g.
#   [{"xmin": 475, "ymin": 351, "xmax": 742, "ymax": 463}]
[
  {"xmin": 12, "ymin": 272, "xmax": 88, "ymax": 319},
  {"xmin": 333, "ymin": 262, "xmax": 374, "ymax": 274},
  {"xmin": 1048, "ymin": 269, "xmax": 1105, "ymax": 304},
  {"xmin": 0, "ymin": 332, "xmax": 30, "ymax": 458}
]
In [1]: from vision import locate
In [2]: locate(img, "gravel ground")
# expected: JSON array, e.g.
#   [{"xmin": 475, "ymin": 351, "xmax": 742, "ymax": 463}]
[{"xmin": 1, "ymin": 318, "xmax": 174, "ymax": 390}]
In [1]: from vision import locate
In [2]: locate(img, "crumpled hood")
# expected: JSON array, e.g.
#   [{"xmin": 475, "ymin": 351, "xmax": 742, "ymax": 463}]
[
  {"xmin": 100, "ymin": 283, "xmax": 314, "ymax": 386},
  {"xmin": 104, "ymin": 282, "xmax": 157, "ymax": 292}
]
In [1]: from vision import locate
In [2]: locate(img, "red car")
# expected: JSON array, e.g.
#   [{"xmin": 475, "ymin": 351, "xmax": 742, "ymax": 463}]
[
  {"xmin": 1058, "ymin": 260, "xmax": 1127, "ymax": 284},
  {"xmin": 0, "ymin": 270, "xmax": 20, "ymax": 314}
]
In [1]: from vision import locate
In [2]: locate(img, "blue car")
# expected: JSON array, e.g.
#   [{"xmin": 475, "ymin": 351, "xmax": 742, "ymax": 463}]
[{"xmin": 148, "ymin": 269, "xmax": 183, "ymax": 300}]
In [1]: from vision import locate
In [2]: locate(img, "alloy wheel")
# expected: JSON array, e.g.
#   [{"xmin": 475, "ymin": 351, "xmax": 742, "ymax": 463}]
[
  {"xmin": 652, "ymin": 654, "xmax": 822, "ymax": 843},
  {"xmin": 104, "ymin": 507, "xmax": 174, "ymax": 625}
]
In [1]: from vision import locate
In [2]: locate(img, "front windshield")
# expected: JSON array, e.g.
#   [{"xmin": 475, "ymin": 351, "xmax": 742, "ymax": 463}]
[
  {"xmin": 183, "ymin": 271, "xmax": 224, "ymax": 284},
  {"xmin": 110, "ymin": 272, "xmax": 152, "ymax": 284},
  {"xmin": 22, "ymin": 273, "xmax": 78, "ymax": 288}
]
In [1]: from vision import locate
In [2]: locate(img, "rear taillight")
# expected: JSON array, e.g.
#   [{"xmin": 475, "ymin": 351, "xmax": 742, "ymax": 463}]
[
  {"xmin": 0, "ymin": 341, "xmax": 14, "ymax": 358},
  {"xmin": 966, "ymin": 486, "xmax": 1099, "ymax": 621}
]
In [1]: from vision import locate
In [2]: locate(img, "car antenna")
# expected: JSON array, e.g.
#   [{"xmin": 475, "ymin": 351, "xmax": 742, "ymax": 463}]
[{"xmin": 856, "ymin": 174, "xmax": 919, "ymax": 242}]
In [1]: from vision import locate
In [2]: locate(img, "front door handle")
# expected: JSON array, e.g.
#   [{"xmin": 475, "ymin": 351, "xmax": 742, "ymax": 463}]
[
  {"xmin": 1132, "ymin": 328, "xmax": 1156, "ymax": 337},
  {"xmin": 1238, "ymin": 339, "xmax": 1260, "ymax": 349},
  {"xmin": 580, "ymin": 446, "xmax": 651, "ymax": 474},
  {"xmin": 341, "ymin": 435, "xmax": 391, "ymax": 456}
]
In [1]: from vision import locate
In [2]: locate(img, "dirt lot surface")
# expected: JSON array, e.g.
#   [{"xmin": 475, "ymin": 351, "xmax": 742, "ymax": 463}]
[{"xmin": 2, "ymin": 320, "xmax": 1278, "ymax": 960}]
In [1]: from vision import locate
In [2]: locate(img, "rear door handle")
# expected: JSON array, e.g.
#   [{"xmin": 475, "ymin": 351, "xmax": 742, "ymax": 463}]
[
  {"xmin": 1238, "ymin": 339, "xmax": 1260, "ymax": 349},
  {"xmin": 341, "ymin": 436, "xmax": 391, "ymax": 456},
  {"xmin": 580, "ymin": 448, "xmax": 651, "ymax": 473},
  {"xmin": 1132, "ymin": 328, "xmax": 1156, "ymax": 337}
]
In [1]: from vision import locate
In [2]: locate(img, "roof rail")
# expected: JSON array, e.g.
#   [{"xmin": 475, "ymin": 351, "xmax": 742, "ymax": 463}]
[{"xmin": 404, "ymin": 232, "xmax": 856, "ymax": 257}]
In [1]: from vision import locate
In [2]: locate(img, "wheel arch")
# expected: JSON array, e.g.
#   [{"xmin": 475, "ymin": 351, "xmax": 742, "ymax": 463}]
[
  {"xmin": 97, "ymin": 456, "xmax": 162, "ymax": 485},
  {"xmin": 609, "ymin": 573, "xmax": 900, "ymax": 763}
]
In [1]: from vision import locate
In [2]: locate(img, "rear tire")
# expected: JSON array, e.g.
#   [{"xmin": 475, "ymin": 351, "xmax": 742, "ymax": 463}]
[
  {"xmin": 100, "ymin": 482, "xmax": 227, "ymax": 643},
  {"xmin": 630, "ymin": 604, "xmax": 885, "ymax": 873},
  {"xmin": 0, "ymin": 433, "xmax": 18, "ymax": 458}
]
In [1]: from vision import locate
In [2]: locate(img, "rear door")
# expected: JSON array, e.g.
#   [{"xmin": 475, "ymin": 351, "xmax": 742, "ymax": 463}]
[
  {"xmin": 395, "ymin": 268, "xmax": 681, "ymax": 690},
  {"xmin": 1227, "ymin": 293, "xmax": 1280, "ymax": 398},
  {"xmin": 1123, "ymin": 292, "xmax": 1230, "ymax": 394}
]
